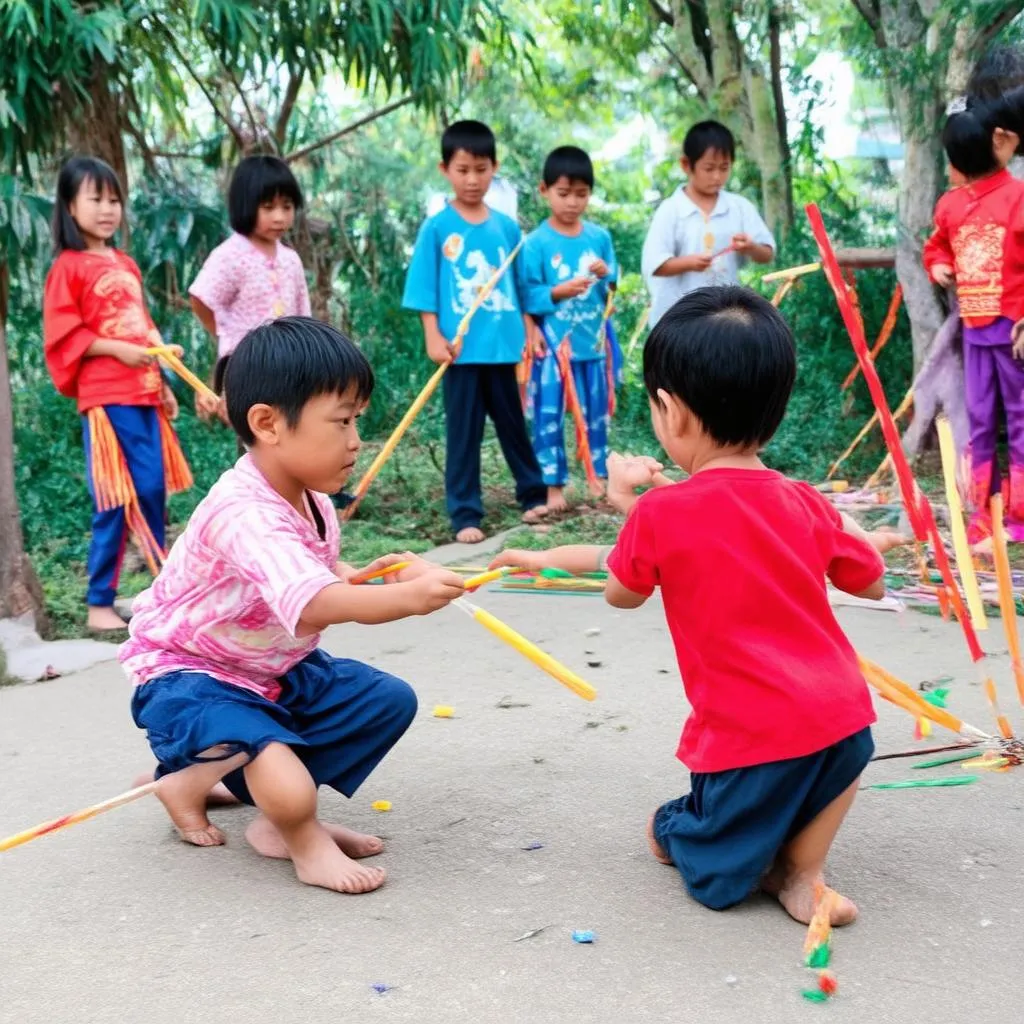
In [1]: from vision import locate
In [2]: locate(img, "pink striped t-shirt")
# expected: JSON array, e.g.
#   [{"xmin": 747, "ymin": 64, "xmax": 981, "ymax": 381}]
[
  {"xmin": 189, "ymin": 233, "xmax": 312, "ymax": 358},
  {"xmin": 120, "ymin": 455, "xmax": 341, "ymax": 700}
]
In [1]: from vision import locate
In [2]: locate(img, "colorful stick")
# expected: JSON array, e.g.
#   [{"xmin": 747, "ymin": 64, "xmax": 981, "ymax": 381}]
[
  {"xmin": 936, "ymin": 416, "xmax": 987, "ymax": 630},
  {"xmin": 769, "ymin": 278, "xmax": 796, "ymax": 307},
  {"xmin": 453, "ymin": 598, "xmax": 597, "ymax": 701},
  {"xmin": 841, "ymin": 284, "xmax": 903, "ymax": 391},
  {"xmin": 344, "ymin": 240, "xmax": 523, "ymax": 519},
  {"xmin": 826, "ymin": 388, "xmax": 912, "ymax": 481},
  {"xmin": 463, "ymin": 567, "xmax": 516, "ymax": 591},
  {"xmin": 555, "ymin": 336, "xmax": 599, "ymax": 489},
  {"xmin": 990, "ymin": 494, "xmax": 1024, "ymax": 707},
  {"xmin": 146, "ymin": 347, "xmax": 219, "ymax": 403},
  {"xmin": 349, "ymin": 561, "xmax": 414, "ymax": 585},
  {"xmin": 761, "ymin": 261, "xmax": 821, "ymax": 283},
  {"xmin": 0, "ymin": 781, "xmax": 158, "ymax": 854}
]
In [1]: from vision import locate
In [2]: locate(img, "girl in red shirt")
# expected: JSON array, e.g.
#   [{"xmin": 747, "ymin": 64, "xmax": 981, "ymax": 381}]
[{"xmin": 43, "ymin": 156, "xmax": 192, "ymax": 632}]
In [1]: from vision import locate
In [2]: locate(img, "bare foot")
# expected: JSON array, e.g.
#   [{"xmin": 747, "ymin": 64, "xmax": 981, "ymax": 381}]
[
  {"xmin": 134, "ymin": 771, "xmax": 241, "ymax": 808},
  {"xmin": 246, "ymin": 814, "xmax": 384, "ymax": 860},
  {"xmin": 587, "ymin": 478, "xmax": 607, "ymax": 499},
  {"xmin": 762, "ymin": 871, "xmax": 858, "ymax": 926},
  {"xmin": 521, "ymin": 505, "xmax": 549, "ymax": 525},
  {"xmin": 546, "ymin": 486, "xmax": 570, "ymax": 512},
  {"xmin": 87, "ymin": 605, "xmax": 128, "ymax": 631},
  {"xmin": 155, "ymin": 770, "xmax": 227, "ymax": 847},
  {"xmin": 646, "ymin": 813, "xmax": 673, "ymax": 865},
  {"xmin": 456, "ymin": 526, "xmax": 486, "ymax": 544},
  {"xmin": 283, "ymin": 821, "xmax": 387, "ymax": 894}
]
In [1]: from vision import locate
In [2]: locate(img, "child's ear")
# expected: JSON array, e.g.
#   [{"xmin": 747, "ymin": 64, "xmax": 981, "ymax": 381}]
[
  {"xmin": 657, "ymin": 389, "xmax": 689, "ymax": 436},
  {"xmin": 539, "ymin": 182, "xmax": 548, "ymax": 196},
  {"xmin": 247, "ymin": 403, "xmax": 283, "ymax": 446},
  {"xmin": 680, "ymin": 157, "xmax": 693, "ymax": 176}
]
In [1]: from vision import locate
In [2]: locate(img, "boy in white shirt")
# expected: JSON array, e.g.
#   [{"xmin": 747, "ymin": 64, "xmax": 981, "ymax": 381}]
[{"xmin": 642, "ymin": 121, "xmax": 775, "ymax": 326}]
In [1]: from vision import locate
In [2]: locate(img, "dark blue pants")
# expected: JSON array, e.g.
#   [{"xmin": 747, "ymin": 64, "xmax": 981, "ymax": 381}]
[
  {"xmin": 653, "ymin": 728, "xmax": 873, "ymax": 911},
  {"xmin": 442, "ymin": 363, "xmax": 547, "ymax": 532},
  {"xmin": 82, "ymin": 405, "xmax": 166, "ymax": 607},
  {"xmin": 131, "ymin": 649, "xmax": 418, "ymax": 804}
]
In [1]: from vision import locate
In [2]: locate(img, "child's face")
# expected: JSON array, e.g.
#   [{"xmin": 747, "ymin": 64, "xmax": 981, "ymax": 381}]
[
  {"xmin": 541, "ymin": 176, "xmax": 591, "ymax": 227},
  {"xmin": 681, "ymin": 149, "xmax": 732, "ymax": 200},
  {"xmin": 253, "ymin": 193, "xmax": 296, "ymax": 243},
  {"xmin": 993, "ymin": 127, "xmax": 1021, "ymax": 169},
  {"xmin": 441, "ymin": 149, "xmax": 496, "ymax": 208},
  {"xmin": 262, "ymin": 385, "xmax": 366, "ymax": 494},
  {"xmin": 69, "ymin": 176, "xmax": 122, "ymax": 247}
]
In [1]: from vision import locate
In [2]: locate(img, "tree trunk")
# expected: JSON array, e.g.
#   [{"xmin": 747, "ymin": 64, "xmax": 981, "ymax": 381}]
[
  {"xmin": 745, "ymin": 68, "xmax": 789, "ymax": 237},
  {"xmin": 0, "ymin": 263, "xmax": 48, "ymax": 631}
]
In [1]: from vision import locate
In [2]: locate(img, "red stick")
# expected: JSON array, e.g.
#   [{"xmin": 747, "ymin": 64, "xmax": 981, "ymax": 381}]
[{"xmin": 555, "ymin": 338, "xmax": 599, "ymax": 488}]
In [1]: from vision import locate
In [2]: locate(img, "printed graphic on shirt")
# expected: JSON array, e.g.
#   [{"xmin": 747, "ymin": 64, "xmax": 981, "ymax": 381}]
[
  {"xmin": 551, "ymin": 248, "xmax": 604, "ymax": 349},
  {"xmin": 94, "ymin": 267, "xmax": 153, "ymax": 340},
  {"xmin": 443, "ymin": 233, "xmax": 464, "ymax": 261},
  {"xmin": 451, "ymin": 247, "xmax": 517, "ymax": 319},
  {"xmin": 955, "ymin": 220, "xmax": 1005, "ymax": 321}
]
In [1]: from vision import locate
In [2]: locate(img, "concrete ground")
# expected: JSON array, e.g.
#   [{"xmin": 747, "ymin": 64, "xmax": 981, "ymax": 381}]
[{"xmin": 2, "ymin": 584, "xmax": 1023, "ymax": 1023}]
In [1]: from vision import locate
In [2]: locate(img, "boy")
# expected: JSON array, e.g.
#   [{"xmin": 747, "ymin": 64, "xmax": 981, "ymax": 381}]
[
  {"xmin": 641, "ymin": 121, "xmax": 775, "ymax": 327},
  {"xmin": 121, "ymin": 317, "xmax": 466, "ymax": 894},
  {"xmin": 491, "ymin": 287, "xmax": 898, "ymax": 926},
  {"xmin": 402, "ymin": 119, "xmax": 548, "ymax": 544},
  {"xmin": 523, "ymin": 145, "xmax": 618, "ymax": 509}
]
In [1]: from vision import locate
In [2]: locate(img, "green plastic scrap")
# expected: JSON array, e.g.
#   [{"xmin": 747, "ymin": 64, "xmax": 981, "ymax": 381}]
[
  {"xmin": 801, "ymin": 990, "xmax": 830, "ymax": 1003},
  {"xmin": 539, "ymin": 568, "xmax": 575, "ymax": 579},
  {"xmin": 911, "ymin": 749, "xmax": 980, "ymax": 769},
  {"xmin": 805, "ymin": 945, "xmax": 831, "ymax": 968},
  {"xmin": 923, "ymin": 688, "xmax": 950, "ymax": 708},
  {"xmin": 868, "ymin": 775, "xmax": 979, "ymax": 790}
]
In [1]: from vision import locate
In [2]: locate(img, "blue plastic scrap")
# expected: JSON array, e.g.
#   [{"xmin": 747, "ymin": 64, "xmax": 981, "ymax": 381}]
[
  {"xmin": 571, "ymin": 930, "xmax": 595, "ymax": 944},
  {"xmin": 371, "ymin": 983, "xmax": 391, "ymax": 995}
]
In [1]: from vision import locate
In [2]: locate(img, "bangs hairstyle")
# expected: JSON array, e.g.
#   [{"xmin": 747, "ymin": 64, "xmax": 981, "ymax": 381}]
[
  {"xmin": 943, "ymin": 106, "xmax": 1000, "ymax": 178},
  {"xmin": 441, "ymin": 120, "xmax": 496, "ymax": 166},
  {"xmin": 643, "ymin": 286, "xmax": 795, "ymax": 448},
  {"xmin": 224, "ymin": 317, "xmax": 374, "ymax": 446},
  {"xmin": 52, "ymin": 155, "xmax": 124, "ymax": 253},
  {"xmin": 228, "ymin": 155, "xmax": 304, "ymax": 236},
  {"xmin": 683, "ymin": 121, "xmax": 736, "ymax": 165},
  {"xmin": 543, "ymin": 146, "xmax": 594, "ymax": 188}
]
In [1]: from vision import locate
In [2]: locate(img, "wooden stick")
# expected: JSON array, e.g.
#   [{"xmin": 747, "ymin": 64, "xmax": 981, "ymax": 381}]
[
  {"xmin": 344, "ymin": 240, "xmax": 523, "ymax": 519},
  {"xmin": 0, "ymin": 781, "xmax": 158, "ymax": 854},
  {"xmin": 761, "ymin": 261, "xmax": 821, "ymax": 283},
  {"xmin": 349, "ymin": 561, "xmax": 413, "ymax": 585},
  {"xmin": 769, "ymin": 278, "xmax": 795, "ymax": 307},
  {"xmin": 146, "ymin": 347, "xmax": 218, "ymax": 403},
  {"xmin": 625, "ymin": 306, "xmax": 650, "ymax": 358},
  {"xmin": 826, "ymin": 388, "xmax": 913, "ymax": 481},
  {"xmin": 841, "ymin": 283, "xmax": 903, "ymax": 391},
  {"xmin": 990, "ymin": 494, "xmax": 1024, "ymax": 707}
]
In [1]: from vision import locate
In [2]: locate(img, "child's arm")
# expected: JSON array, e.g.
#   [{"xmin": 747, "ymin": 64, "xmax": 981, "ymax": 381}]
[
  {"xmin": 731, "ymin": 236, "xmax": 774, "ymax": 264},
  {"xmin": 827, "ymin": 512, "xmax": 892, "ymax": 601},
  {"xmin": 607, "ymin": 452, "xmax": 673, "ymax": 515},
  {"xmin": 190, "ymin": 295, "xmax": 218, "ymax": 338},
  {"xmin": 489, "ymin": 544, "xmax": 608, "ymax": 575},
  {"xmin": 642, "ymin": 201, "xmax": 713, "ymax": 279},
  {"xmin": 922, "ymin": 198, "xmax": 955, "ymax": 287},
  {"xmin": 402, "ymin": 220, "xmax": 451, "ymax": 364},
  {"xmin": 733, "ymin": 200, "xmax": 776, "ymax": 265},
  {"xmin": 420, "ymin": 313, "xmax": 454, "ymax": 365}
]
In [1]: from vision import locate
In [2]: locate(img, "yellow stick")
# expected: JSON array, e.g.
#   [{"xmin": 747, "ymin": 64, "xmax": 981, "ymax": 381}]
[
  {"xmin": 455, "ymin": 599, "xmax": 597, "ymax": 701},
  {"xmin": 344, "ymin": 240, "xmax": 523, "ymax": 519},
  {"xmin": 146, "ymin": 347, "xmax": 218, "ymax": 403},
  {"xmin": 463, "ymin": 567, "xmax": 517, "ymax": 591},
  {"xmin": 350, "ymin": 560, "xmax": 413, "ymax": 585},
  {"xmin": 827, "ymin": 388, "xmax": 912, "ymax": 481},
  {"xmin": 990, "ymin": 494, "xmax": 1024, "ymax": 707},
  {"xmin": 769, "ymin": 278, "xmax": 795, "ymax": 307},
  {"xmin": 761, "ymin": 261, "xmax": 821, "ymax": 283},
  {"xmin": 864, "ymin": 453, "xmax": 892, "ymax": 489},
  {"xmin": 936, "ymin": 416, "xmax": 987, "ymax": 631},
  {"xmin": 625, "ymin": 306, "xmax": 650, "ymax": 358}
]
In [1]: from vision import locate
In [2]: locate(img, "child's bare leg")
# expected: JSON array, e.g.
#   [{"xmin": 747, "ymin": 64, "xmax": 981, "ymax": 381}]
[
  {"xmin": 243, "ymin": 742, "xmax": 386, "ymax": 894},
  {"xmin": 87, "ymin": 605, "xmax": 127, "ymax": 631},
  {"xmin": 762, "ymin": 778, "xmax": 860, "ymax": 926},
  {"xmin": 645, "ymin": 813, "xmax": 672, "ymax": 865},
  {"xmin": 156, "ymin": 748, "xmax": 250, "ymax": 847},
  {"xmin": 134, "ymin": 769, "xmax": 240, "ymax": 807},
  {"xmin": 246, "ymin": 816, "xmax": 383, "ymax": 860},
  {"xmin": 546, "ymin": 485, "xmax": 569, "ymax": 512}
]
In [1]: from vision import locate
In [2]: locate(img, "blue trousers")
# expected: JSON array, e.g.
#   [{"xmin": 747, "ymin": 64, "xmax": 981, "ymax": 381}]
[
  {"xmin": 442, "ymin": 364, "xmax": 547, "ymax": 532},
  {"xmin": 528, "ymin": 353, "xmax": 610, "ymax": 486},
  {"xmin": 131, "ymin": 649, "xmax": 418, "ymax": 804},
  {"xmin": 82, "ymin": 405, "xmax": 166, "ymax": 607}
]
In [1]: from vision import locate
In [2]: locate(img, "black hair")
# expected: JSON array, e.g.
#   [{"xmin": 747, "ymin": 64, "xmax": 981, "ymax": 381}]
[
  {"xmin": 225, "ymin": 316, "xmax": 374, "ymax": 446},
  {"xmin": 942, "ymin": 106, "xmax": 1000, "ymax": 179},
  {"xmin": 967, "ymin": 45, "xmax": 1024, "ymax": 102},
  {"xmin": 441, "ymin": 120, "xmax": 497, "ymax": 166},
  {"xmin": 52, "ymin": 155, "xmax": 124, "ymax": 252},
  {"xmin": 543, "ymin": 145, "xmax": 594, "ymax": 188},
  {"xmin": 227, "ymin": 155, "xmax": 304, "ymax": 236},
  {"xmin": 643, "ymin": 286, "xmax": 795, "ymax": 448},
  {"xmin": 683, "ymin": 121, "xmax": 736, "ymax": 165}
]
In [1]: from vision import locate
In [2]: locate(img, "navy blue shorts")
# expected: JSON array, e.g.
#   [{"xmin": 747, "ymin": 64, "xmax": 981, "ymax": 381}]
[
  {"xmin": 131, "ymin": 649, "xmax": 418, "ymax": 805},
  {"xmin": 653, "ymin": 727, "xmax": 874, "ymax": 911}
]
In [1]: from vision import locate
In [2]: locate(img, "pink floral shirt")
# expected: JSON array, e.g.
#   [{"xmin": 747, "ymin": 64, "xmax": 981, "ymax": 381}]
[
  {"xmin": 189, "ymin": 233, "xmax": 312, "ymax": 358},
  {"xmin": 120, "ymin": 455, "xmax": 341, "ymax": 700}
]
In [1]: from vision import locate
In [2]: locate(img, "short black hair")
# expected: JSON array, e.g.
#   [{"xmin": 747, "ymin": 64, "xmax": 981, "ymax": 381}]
[
  {"xmin": 942, "ymin": 106, "xmax": 1000, "ymax": 178},
  {"xmin": 225, "ymin": 316, "xmax": 374, "ymax": 446},
  {"xmin": 227, "ymin": 155, "xmax": 304, "ymax": 236},
  {"xmin": 683, "ymin": 121, "xmax": 736, "ymax": 165},
  {"xmin": 543, "ymin": 146, "xmax": 594, "ymax": 188},
  {"xmin": 441, "ymin": 120, "xmax": 496, "ymax": 166},
  {"xmin": 643, "ymin": 286, "xmax": 795, "ymax": 448},
  {"xmin": 52, "ymin": 155, "xmax": 124, "ymax": 252}
]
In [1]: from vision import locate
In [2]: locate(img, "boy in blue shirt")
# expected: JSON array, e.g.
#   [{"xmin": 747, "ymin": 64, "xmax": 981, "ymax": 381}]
[
  {"xmin": 523, "ymin": 146, "xmax": 618, "ymax": 509},
  {"xmin": 402, "ymin": 120, "xmax": 548, "ymax": 544}
]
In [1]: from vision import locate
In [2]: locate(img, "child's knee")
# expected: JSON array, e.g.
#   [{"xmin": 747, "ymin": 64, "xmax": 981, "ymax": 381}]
[{"xmin": 379, "ymin": 673, "xmax": 418, "ymax": 730}]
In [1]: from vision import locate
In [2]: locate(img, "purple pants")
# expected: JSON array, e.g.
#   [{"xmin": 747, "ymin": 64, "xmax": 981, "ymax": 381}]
[{"xmin": 963, "ymin": 318, "xmax": 1024, "ymax": 541}]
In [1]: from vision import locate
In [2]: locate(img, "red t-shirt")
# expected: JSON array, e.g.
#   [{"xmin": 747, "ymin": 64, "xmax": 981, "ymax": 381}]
[
  {"xmin": 43, "ymin": 249, "xmax": 163, "ymax": 413},
  {"xmin": 606, "ymin": 469, "xmax": 881, "ymax": 774}
]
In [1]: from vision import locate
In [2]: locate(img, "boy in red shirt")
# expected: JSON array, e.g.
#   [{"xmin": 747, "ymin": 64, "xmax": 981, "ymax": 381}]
[{"xmin": 491, "ymin": 287, "xmax": 896, "ymax": 927}]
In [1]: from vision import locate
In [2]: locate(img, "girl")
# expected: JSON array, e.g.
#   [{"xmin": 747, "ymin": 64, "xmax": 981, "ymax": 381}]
[
  {"xmin": 189, "ymin": 154, "xmax": 310, "ymax": 421},
  {"xmin": 43, "ymin": 156, "xmax": 193, "ymax": 632}
]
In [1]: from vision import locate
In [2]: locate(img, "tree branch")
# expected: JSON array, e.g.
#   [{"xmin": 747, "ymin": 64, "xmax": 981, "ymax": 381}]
[
  {"xmin": 284, "ymin": 95, "xmax": 415, "ymax": 163},
  {"xmin": 849, "ymin": 0, "xmax": 886, "ymax": 47},
  {"xmin": 647, "ymin": 0, "xmax": 675, "ymax": 25},
  {"xmin": 768, "ymin": 1, "xmax": 794, "ymax": 229},
  {"xmin": 666, "ymin": 0, "xmax": 714, "ymax": 95},
  {"xmin": 658, "ymin": 40, "xmax": 707, "ymax": 98},
  {"xmin": 222, "ymin": 61, "xmax": 263, "ymax": 150},
  {"xmin": 275, "ymin": 69, "xmax": 305, "ymax": 148},
  {"xmin": 970, "ymin": 0, "xmax": 1024, "ymax": 56}
]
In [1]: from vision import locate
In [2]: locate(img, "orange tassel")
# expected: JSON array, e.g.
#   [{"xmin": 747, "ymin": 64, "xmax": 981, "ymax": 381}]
[{"xmin": 158, "ymin": 409, "xmax": 193, "ymax": 495}]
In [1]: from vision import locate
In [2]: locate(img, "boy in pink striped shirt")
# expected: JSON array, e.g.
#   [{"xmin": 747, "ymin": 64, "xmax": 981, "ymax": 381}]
[{"xmin": 121, "ymin": 317, "xmax": 466, "ymax": 894}]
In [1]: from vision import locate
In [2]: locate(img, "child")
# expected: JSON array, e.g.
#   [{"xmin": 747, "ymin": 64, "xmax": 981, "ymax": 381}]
[
  {"xmin": 923, "ymin": 103, "xmax": 1024, "ymax": 543},
  {"xmin": 641, "ymin": 121, "xmax": 775, "ymax": 327},
  {"xmin": 491, "ymin": 287, "xmax": 896, "ymax": 926},
  {"xmin": 402, "ymin": 119, "xmax": 548, "ymax": 544},
  {"xmin": 523, "ymin": 146, "xmax": 618, "ymax": 509},
  {"xmin": 189, "ymin": 155, "xmax": 311, "ymax": 420},
  {"xmin": 43, "ymin": 156, "xmax": 192, "ymax": 633},
  {"xmin": 120, "ymin": 317, "xmax": 466, "ymax": 894}
]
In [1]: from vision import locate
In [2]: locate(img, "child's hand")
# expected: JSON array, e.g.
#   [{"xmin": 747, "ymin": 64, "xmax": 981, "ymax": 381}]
[
  {"xmin": 407, "ymin": 566, "xmax": 466, "ymax": 614},
  {"xmin": 867, "ymin": 528, "xmax": 911, "ymax": 556},
  {"xmin": 195, "ymin": 391, "xmax": 221, "ymax": 422},
  {"xmin": 426, "ymin": 332, "xmax": 455, "ymax": 365},
  {"xmin": 1013, "ymin": 319, "xmax": 1024, "ymax": 359},
  {"xmin": 526, "ymin": 319, "xmax": 547, "ymax": 357},
  {"xmin": 113, "ymin": 341, "xmax": 155, "ymax": 368},
  {"xmin": 731, "ymin": 233, "xmax": 753, "ymax": 253},
  {"xmin": 489, "ymin": 549, "xmax": 544, "ymax": 572},
  {"xmin": 588, "ymin": 258, "xmax": 611, "ymax": 279},
  {"xmin": 607, "ymin": 452, "xmax": 671, "ymax": 492},
  {"xmin": 552, "ymin": 278, "xmax": 592, "ymax": 301},
  {"xmin": 161, "ymin": 384, "xmax": 179, "ymax": 421},
  {"xmin": 931, "ymin": 264, "xmax": 955, "ymax": 288},
  {"xmin": 685, "ymin": 253, "xmax": 714, "ymax": 273}
]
